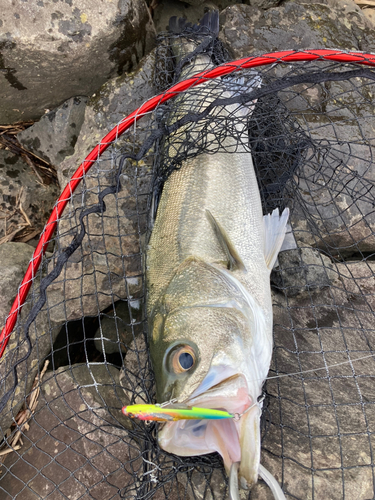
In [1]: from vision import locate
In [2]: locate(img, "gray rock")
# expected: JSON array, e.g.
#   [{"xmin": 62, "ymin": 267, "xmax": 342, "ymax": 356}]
[
  {"xmin": 271, "ymin": 247, "xmax": 336, "ymax": 296},
  {"xmin": 46, "ymin": 51, "xmax": 156, "ymax": 323},
  {"xmin": 0, "ymin": 0, "xmax": 155, "ymax": 124},
  {"xmin": 119, "ymin": 334, "xmax": 151, "ymax": 405},
  {"xmin": 94, "ymin": 299, "xmax": 143, "ymax": 355},
  {"xmin": 57, "ymin": 49, "xmax": 156, "ymax": 188},
  {"xmin": 153, "ymin": 0, "xmax": 239, "ymax": 33},
  {"xmin": 0, "ymin": 150, "xmax": 60, "ymax": 242},
  {"xmin": 363, "ymin": 8, "xmax": 375, "ymax": 26},
  {"xmin": 282, "ymin": 86, "xmax": 375, "ymax": 256},
  {"xmin": 248, "ymin": 0, "xmax": 282, "ymax": 8},
  {"xmin": 17, "ymin": 96, "xmax": 87, "ymax": 167},
  {"xmin": 0, "ymin": 242, "xmax": 35, "ymax": 328},
  {"xmin": 0, "ymin": 364, "xmax": 141, "ymax": 498},
  {"xmin": 0, "ymin": 242, "xmax": 59, "ymax": 436},
  {"xmin": 267, "ymin": 262, "xmax": 375, "ymax": 498},
  {"xmin": 219, "ymin": 2, "xmax": 375, "ymax": 58},
  {"xmin": 219, "ymin": 2, "xmax": 375, "ymax": 256}
]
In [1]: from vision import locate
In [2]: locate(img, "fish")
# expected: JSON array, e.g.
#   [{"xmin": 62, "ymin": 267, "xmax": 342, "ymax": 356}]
[{"xmin": 146, "ymin": 11, "xmax": 289, "ymax": 493}]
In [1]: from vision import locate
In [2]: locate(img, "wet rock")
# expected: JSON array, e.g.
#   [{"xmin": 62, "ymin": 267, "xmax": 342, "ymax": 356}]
[
  {"xmin": 46, "ymin": 52, "xmax": 156, "ymax": 323},
  {"xmin": 219, "ymin": 2, "xmax": 375, "ymax": 58},
  {"xmin": 0, "ymin": 364, "xmax": 142, "ymax": 498},
  {"xmin": 0, "ymin": 0, "xmax": 155, "ymax": 124},
  {"xmin": 17, "ymin": 96, "xmax": 87, "ymax": 167},
  {"xmin": 0, "ymin": 150, "xmax": 60, "ymax": 242},
  {"xmin": 271, "ymin": 247, "xmax": 335, "ymax": 296},
  {"xmin": 94, "ymin": 299, "xmax": 143, "ymax": 355},
  {"xmin": 0, "ymin": 242, "xmax": 60, "ymax": 436}
]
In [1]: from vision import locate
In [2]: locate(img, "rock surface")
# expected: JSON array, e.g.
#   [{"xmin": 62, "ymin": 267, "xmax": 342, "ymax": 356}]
[
  {"xmin": 45, "ymin": 51, "xmax": 156, "ymax": 324},
  {"xmin": 0, "ymin": 242, "xmax": 59, "ymax": 436},
  {"xmin": 272, "ymin": 247, "xmax": 336, "ymax": 296},
  {"xmin": 0, "ymin": 0, "xmax": 155, "ymax": 124},
  {"xmin": 94, "ymin": 299, "xmax": 143, "ymax": 355},
  {"xmin": 0, "ymin": 364, "xmax": 141, "ymax": 499},
  {"xmin": 282, "ymin": 79, "xmax": 375, "ymax": 256},
  {"xmin": 56, "ymin": 50, "xmax": 156, "ymax": 187},
  {"xmin": 17, "ymin": 96, "xmax": 88, "ymax": 167},
  {"xmin": 219, "ymin": 2, "xmax": 375, "ymax": 57},
  {"xmin": 219, "ymin": 2, "xmax": 375, "ymax": 256},
  {"xmin": 266, "ymin": 261, "xmax": 375, "ymax": 498},
  {"xmin": 0, "ymin": 150, "xmax": 60, "ymax": 243}
]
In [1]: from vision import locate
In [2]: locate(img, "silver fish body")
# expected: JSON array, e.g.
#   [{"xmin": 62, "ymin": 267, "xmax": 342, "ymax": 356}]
[{"xmin": 147, "ymin": 18, "xmax": 288, "ymax": 489}]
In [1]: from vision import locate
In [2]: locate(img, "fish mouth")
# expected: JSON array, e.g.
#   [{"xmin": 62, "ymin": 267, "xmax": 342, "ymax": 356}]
[{"xmin": 158, "ymin": 369, "xmax": 262, "ymax": 489}]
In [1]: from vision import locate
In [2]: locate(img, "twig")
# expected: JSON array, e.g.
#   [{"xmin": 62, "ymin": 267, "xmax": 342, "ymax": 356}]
[
  {"xmin": 0, "ymin": 360, "xmax": 50, "ymax": 456},
  {"xmin": 354, "ymin": 0, "xmax": 375, "ymax": 6},
  {"xmin": 0, "ymin": 446, "xmax": 21, "ymax": 457},
  {"xmin": 0, "ymin": 224, "xmax": 29, "ymax": 245},
  {"xmin": 18, "ymin": 202, "xmax": 32, "ymax": 227},
  {"xmin": 16, "ymin": 228, "xmax": 40, "ymax": 243},
  {"xmin": 23, "ymin": 155, "xmax": 45, "ymax": 186}
]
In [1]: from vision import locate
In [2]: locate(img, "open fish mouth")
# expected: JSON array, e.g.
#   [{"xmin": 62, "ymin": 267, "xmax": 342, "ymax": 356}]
[{"xmin": 158, "ymin": 370, "xmax": 262, "ymax": 489}]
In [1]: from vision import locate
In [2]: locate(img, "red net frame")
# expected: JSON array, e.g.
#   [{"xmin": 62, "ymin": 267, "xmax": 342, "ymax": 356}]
[{"xmin": 1, "ymin": 48, "xmax": 375, "ymax": 358}]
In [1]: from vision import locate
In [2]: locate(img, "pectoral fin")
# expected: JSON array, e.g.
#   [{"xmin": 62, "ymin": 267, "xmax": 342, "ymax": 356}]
[
  {"xmin": 263, "ymin": 208, "xmax": 289, "ymax": 270},
  {"xmin": 206, "ymin": 210, "xmax": 246, "ymax": 272}
]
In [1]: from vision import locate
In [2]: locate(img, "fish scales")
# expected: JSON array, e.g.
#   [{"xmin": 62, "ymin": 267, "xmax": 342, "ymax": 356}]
[{"xmin": 147, "ymin": 149, "xmax": 269, "ymax": 311}]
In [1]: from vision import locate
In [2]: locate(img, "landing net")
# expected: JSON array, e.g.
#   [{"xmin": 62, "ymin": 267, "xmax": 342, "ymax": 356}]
[{"xmin": 0, "ymin": 29, "xmax": 375, "ymax": 500}]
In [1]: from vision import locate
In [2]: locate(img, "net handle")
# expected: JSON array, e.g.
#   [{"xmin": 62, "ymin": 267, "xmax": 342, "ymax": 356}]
[{"xmin": 1, "ymin": 48, "xmax": 375, "ymax": 358}]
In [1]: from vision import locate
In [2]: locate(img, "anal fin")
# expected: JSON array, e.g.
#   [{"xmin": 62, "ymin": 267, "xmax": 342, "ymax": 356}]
[
  {"xmin": 206, "ymin": 210, "xmax": 246, "ymax": 272},
  {"xmin": 263, "ymin": 208, "xmax": 290, "ymax": 270}
]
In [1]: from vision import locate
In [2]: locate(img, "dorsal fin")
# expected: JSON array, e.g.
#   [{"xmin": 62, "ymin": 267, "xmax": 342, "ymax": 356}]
[{"xmin": 206, "ymin": 210, "xmax": 246, "ymax": 272}]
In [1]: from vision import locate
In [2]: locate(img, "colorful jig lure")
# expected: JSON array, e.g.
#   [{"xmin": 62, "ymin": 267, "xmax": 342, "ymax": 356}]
[{"xmin": 122, "ymin": 403, "xmax": 234, "ymax": 422}]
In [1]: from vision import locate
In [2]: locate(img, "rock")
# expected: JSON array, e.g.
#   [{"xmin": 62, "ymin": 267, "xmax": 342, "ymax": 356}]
[
  {"xmin": 363, "ymin": 8, "xmax": 375, "ymax": 26},
  {"xmin": 247, "ymin": 0, "xmax": 282, "ymax": 7},
  {"xmin": 0, "ymin": 242, "xmax": 59, "ymax": 436},
  {"xmin": 0, "ymin": 150, "xmax": 60, "ymax": 242},
  {"xmin": 17, "ymin": 96, "xmax": 87, "ymax": 167},
  {"xmin": 46, "ymin": 51, "xmax": 156, "ymax": 323},
  {"xmin": 119, "ymin": 333, "xmax": 151, "ymax": 405},
  {"xmin": 271, "ymin": 247, "xmax": 336, "ymax": 296},
  {"xmin": 219, "ymin": 2, "xmax": 375, "ymax": 58},
  {"xmin": 219, "ymin": 3, "xmax": 375, "ymax": 256},
  {"xmin": 0, "ymin": 241, "xmax": 34, "ymax": 328},
  {"xmin": 94, "ymin": 299, "xmax": 143, "ymax": 355},
  {"xmin": 284, "ymin": 85, "xmax": 375, "ymax": 256},
  {"xmin": 152, "ymin": 0, "xmax": 240, "ymax": 33},
  {"xmin": 57, "ymin": 50, "xmax": 156, "ymax": 188},
  {"xmin": 265, "ymin": 261, "xmax": 375, "ymax": 498},
  {"xmin": 0, "ymin": 364, "xmax": 142, "ymax": 498},
  {"xmin": 0, "ymin": 0, "xmax": 155, "ymax": 124}
]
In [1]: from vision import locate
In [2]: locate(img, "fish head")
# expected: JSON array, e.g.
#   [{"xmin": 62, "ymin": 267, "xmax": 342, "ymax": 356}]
[{"xmin": 149, "ymin": 265, "xmax": 272, "ymax": 489}]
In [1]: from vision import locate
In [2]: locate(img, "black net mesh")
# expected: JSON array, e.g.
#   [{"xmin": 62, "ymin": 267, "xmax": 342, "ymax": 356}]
[{"xmin": 0, "ymin": 23, "xmax": 375, "ymax": 500}]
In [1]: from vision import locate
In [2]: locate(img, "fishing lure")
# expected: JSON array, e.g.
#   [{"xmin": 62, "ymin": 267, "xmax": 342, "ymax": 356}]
[
  {"xmin": 122, "ymin": 397, "xmax": 264, "ymax": 422},
  {"xmin": 122, "ymin": 403, "xmax": 234, "ymax": 422}
]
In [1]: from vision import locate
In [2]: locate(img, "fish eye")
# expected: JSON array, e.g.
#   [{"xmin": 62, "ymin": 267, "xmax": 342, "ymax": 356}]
[{"xmin": 172, "ymin": 345, "xmax": 196, "ymax": 374}]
